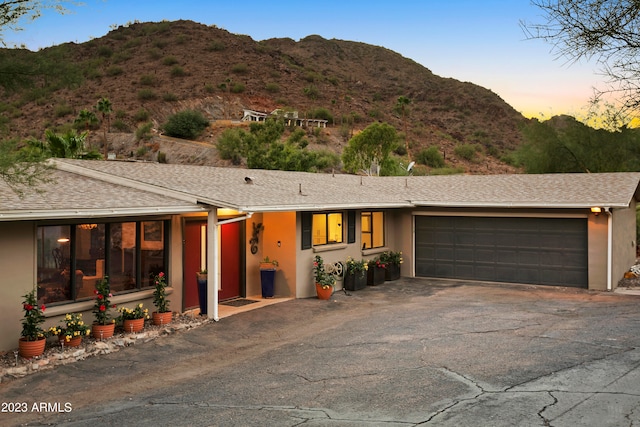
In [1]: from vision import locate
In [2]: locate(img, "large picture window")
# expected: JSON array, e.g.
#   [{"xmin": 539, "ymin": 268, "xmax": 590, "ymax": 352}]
[
  {"xmin": 37, "ymin": 220, "xmax": 168, "ymax": 305},
  {"xmin": 312, "ymin": 212, "xmax": 343, "ymax": 246},
  {"xmin": 361, "ymin": 211, "xmax": 385, "ymax": 249}
]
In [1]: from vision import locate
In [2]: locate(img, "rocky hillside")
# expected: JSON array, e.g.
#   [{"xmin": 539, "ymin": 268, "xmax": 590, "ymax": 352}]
[{"xmin": 0, "ymin": 20, "xmax": 529, "ymax": 173}]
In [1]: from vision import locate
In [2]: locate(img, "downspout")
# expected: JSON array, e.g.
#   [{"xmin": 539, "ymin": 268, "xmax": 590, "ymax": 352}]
[
  {"xmin": 207, "ymin": 209, "xmax": 219, "ymax": 321},
  {"xmin": 606, "ymin": 207, "xmax": 612, "ymax": 291}
]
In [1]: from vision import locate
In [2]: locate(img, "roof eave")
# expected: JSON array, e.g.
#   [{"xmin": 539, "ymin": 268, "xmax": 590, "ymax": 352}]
[{"xmin": 0, "ymin": 206, "xmax": 206, "ymax": 222}]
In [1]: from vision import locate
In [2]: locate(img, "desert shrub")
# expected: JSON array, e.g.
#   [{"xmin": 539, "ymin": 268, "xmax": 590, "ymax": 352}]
[
  {"xmin": 54, "ymin": 103, "xmax": 73, "ymax": 118},
  {"xmin": 163, "ymin": 110, "xmax": 209, "ymax": 140},
  {"xmin": 231, "ymin": 63, "xmax": 248, "ymax": 74},
  {"xmin": 308, "ymin": 107, "xmax": 333, "ymax": 123},
  {"xmin": 135, "ymin": 122, "xmax": 153, "ymax": 141},
  {"xmin": 137, "ymin": 89, "xmax": 157, "ymax": 101},
  {"xmin": 454, "ymin": 143, "xmax": 479, "ymax": 161},
  {"xmin": 170, "ymin": 66, "xmax": 186, "ymax": 77},
  {"xmin": 204, "ymin": 84, "xmax": 215, "ymax": 93},
  {"xmin": 139, "ymin": 74, "xmax": 157, "ymax": 86},
  {"xmin": 265, "ymin": 83, "xmax": 279, "ymax": 93},
  {"xmin": 416, "ymin": 146, "xmax": 446, "ymax": 168},
  {"xmin": 97, "ymin": 45, "xmax": 113, "ymax": 58},
  {"xmin": 134, "ymin": 109, "xmax": 150, "ymax": 122},
  {"xmin": 162, "ymin": 56, "xmax": 178, "ymax": 66},
  {"xmin": 230, "ymin": 83, "xmax": 245, "ymax": 93},
  {"xmin": 157, "ymin": 151, "xmax": 167, "ymax": 163},
  {"xmin": 206, "ymin": 40, "xmax": 226, "ymax": 51},
  {"xmin": 303, "ymin": 85, "xmax": 320, "ymax": 99},
  {"xmin": 111, "ymin": 119, "xmax": 130, "ymax": 132},
  {"xmin": 430, "ymin": 166, "xmax": 465, "ymax": 175},
  {"xmin": 147, "ymin": 48, "xmax": 162, "ymax": 60},
  {"xmin": 106, "ymin": 66, "xmax": 123, "ymax": 76},
  {"xmin": 162, "ymin": 92, "xmax": 178, "ymax": 102},
  {"xmin": 136, "ymin": 146, "xmax": 148, "ymax": 156}
]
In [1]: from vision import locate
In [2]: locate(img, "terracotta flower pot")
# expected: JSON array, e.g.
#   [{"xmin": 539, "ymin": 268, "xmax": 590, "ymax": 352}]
[
  {"xmin": 18, "ymin": 337, "xmax": 46, "ymax": 358},
  {"xmin": 152, "ymin": 311, "xmax": 173, "ymax": 326},
  {"xmin": 92, "ymin": 323, "xmax": 115, "ymax": 340},
  {"xmin": 59, "ymin": 335, "xmax": 83, "ymax": 348},
  {"xmin": 315, "ymin": 283, "xmax": 333, "ymax": 300},
  {"xmin": 123, "ymin": 318, "xmax": 145, "ymax": 333}
]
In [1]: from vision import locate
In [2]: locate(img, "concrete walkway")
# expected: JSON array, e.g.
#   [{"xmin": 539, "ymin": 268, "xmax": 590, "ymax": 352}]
[{"xmin": 3, "ymin": 278, "xmax": 640, "ymax": 426}]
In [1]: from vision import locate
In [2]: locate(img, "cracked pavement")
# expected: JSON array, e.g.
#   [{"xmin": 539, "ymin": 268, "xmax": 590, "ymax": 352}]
[{"xmin": 3, "ymin": 278, "xmax": 640, "ymax": 426}]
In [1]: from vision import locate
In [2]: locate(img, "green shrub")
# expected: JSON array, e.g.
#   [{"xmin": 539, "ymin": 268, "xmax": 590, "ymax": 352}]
[
  {"xmin": 162, "ymin": 92, "xmax": 178, "ymax": 102},
  {"xmin": 157, "ymin": 151, "xmax": 167, "ymax": 163},
  {"xmin": 97, "ymin": 45, "xmax": 113, "ymax": 58},
  {"xmin": 206, "ymin": 40, "xmax": 226, "ymax": 51},
  {"xmin": 303, "ymin": 85, "xmax": 320, "ymax": 99},
  {"xmin": 54, "ymin": 103, "xmax": 73, "ymax": 118},
  {"xmin": 307, "ymin": 107, "xmax": 333, "ymax": 123},
  {"xmin": 134, "ymin": 108, "xmax": 150, "ymax": 122},
  {"xmin": 454, "ymin": 143, "xmax": 479, "ymax": 161},
  {"xmin": 112, "ymin": 119, "xmax": 130, "ymax": 132},
  {"xmin": 137, "ymin": 89, "xmax": 157, "ymax": 101},
  {"xmin": 170, "ymin": 66, "xmax": 186, "ymax": 77},
  {"xmin": 139, "ymin": 74, "xmax": 157, "ymax": 86},
  {"xmin": 148, "ymin": 48, "xmax": 162, "ymax": 60},
  {"xmin": 416, "ymin": 146, "xmax": 446, "ymax": 168},
  {"xmin": 106, "ymin": 66, "xmax": 123, "ymax": 76},
  {"xmin": 265, "ymin": 83, "xmax": 280, "ymax": 93},
  {"xmin": 430, "ymin": 166, "xmax": 465, "ymax": 175},
  {"xmin": 204, "ymin": 84, "xmax": 215, "ymax": 93},
  {"xmin": 162, "ymin": 56, "xmax": 178, "ymax": 66},
  {"xmin": 135, "ymin": 122, "xmax": 153, "ymax": 141},
  {"xmin": 217, "ymin": 128, "xmax": 246, "ymax": 165},
  {"xmin": 230, "ymin": 83, "xmax": 245, "ymax": 93},
  {"xmin": 231, "ymin": 63, "xmax": 248, "ymax": 74},
  {"xmin": 163, "ymin": 110, "xmax": 209, "ymax": 140}
]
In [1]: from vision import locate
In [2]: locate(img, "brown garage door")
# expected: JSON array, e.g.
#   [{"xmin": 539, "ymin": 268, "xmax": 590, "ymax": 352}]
[{"xmin": 415, "ymin": 216, "xmax": 588, "ymax": 288}]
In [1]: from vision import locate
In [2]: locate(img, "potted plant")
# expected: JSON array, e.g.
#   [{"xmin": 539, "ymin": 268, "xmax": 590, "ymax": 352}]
[
  {"xmin": 92, "ymin": 276, "xmax": 116, "ymax": 339},
  {"xmin": 152, "ymin": 271, "xmax": 172, "ymax": 325},
  {"xmin": 380, "ymin": 251, "xmax": 403, "ymax": 281},
  {"xmin": 344, "ymin": 257, "xmax": 368, "ymax": 291},
  {"xmin": 118, "ymin": 303, "xmax": 149, "ymax": 333},
  {"xmin": 313, "ymin": 255, "xmax": 335, "ymax": 300},
  {"xmin": 367, "ymin": 257, "xmax": 386, "ymax": 286},
  {"xmin": 18, "ymin": 289, "xmax": 48, "ymax": 358},
  {"xmin": 196, "ymin": 269, "xmax": 207, "ymax": 315},
  {"xmin": 259, "ymin": 256, "xmax": 278, "ymax": 298},
  {"xmin": 50, "ymin": 313, "xmax": 91, "ymax": 348}
]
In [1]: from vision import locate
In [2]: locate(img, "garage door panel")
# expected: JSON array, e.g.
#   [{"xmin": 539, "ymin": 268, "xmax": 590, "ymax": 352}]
[{"xmin": 415, "ymin": 216, "xmax": 587, "ymax": 288}]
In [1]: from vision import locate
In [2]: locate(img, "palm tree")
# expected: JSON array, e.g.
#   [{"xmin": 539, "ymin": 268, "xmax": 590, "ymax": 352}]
[
  {"xmin": 96, "ymin": 97, "xmax": 112, "ymax": 159},
  {"xmin": 74, "ymin": 109, "xmax": 98, "ymax": 150}
]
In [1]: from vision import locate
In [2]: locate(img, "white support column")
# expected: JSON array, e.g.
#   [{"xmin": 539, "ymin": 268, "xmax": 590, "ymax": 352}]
[{"xmin": 207, "ymin": 209, "xmax": 219, "ymax": 321}]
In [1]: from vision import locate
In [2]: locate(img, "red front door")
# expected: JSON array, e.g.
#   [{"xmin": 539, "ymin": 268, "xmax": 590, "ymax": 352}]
[{"xmin": 183, "ymin": 220, "xmax": 242, "ymax": 310}]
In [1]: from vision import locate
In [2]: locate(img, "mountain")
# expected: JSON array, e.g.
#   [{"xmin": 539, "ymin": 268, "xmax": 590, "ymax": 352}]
[{"xmin": 0, "ymin": 20, "xmax": 528, "ymax": 174}]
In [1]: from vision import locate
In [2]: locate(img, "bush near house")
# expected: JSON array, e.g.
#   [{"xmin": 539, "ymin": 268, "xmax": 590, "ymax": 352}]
[{"xmin": 163, "ymin": 110, "xmax": 209, "ymax": 140}]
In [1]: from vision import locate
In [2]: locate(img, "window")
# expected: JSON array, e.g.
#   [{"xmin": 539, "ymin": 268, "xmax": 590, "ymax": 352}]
[
  {"xmin": 36, "ymin": 220, "xmax": 168, "ymax": 305},
  {"xmin": 361, "ymin": 211, "xmax": 385, "ymax": 249},
  {"xmin": 312, "ymin": 212, "xmax": 343, "ymax": 246}
]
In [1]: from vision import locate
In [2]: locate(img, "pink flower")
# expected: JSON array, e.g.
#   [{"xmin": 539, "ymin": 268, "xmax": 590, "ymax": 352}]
[
  {"xmin": 159, "ymin": 272, "xmax": 165, "ymax": 277},
  {"xmin": 40, "ymin": 305, "xmax": 46, "ymax": 312},
  {"xmin": 99, "ymin": 304, "xmax": 106, "ymax": 312},
  {"xmin": 94, "ymin": 290, "xmax": 99, "ymax": 295},
  {"xmin": 24, "ymin": 304, "xmax": 33, "ymax": 311},
  {"xmin": 97, "ymin": 294, "xmax": 103, "ymax": 300}
]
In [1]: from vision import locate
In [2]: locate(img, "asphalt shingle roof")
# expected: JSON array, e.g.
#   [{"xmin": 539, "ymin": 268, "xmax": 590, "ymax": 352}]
[{"xmin": 3, "ymin": 159, "xmax": 639, "ymax": 220}]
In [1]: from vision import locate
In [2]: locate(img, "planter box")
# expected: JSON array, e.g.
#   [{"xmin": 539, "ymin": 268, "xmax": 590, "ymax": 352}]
[
  {"xmin": 385, "ymin": 263, "xmax": 400, "ymax": 281},
  {"xmin": 344, "ymin": 270, "xmax": 367, "ymax": 291},
  {"xmin": 367, "ymin": 266, "xmax": 385, "ymax": 286}
]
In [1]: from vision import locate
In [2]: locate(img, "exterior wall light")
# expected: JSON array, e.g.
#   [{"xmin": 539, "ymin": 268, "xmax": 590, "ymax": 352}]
[{"xmin": 591, "ymin": 207, "xmax": 602, "ymax": 216}]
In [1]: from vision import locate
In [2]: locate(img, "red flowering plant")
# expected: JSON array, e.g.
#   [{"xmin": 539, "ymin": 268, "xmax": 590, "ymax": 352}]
[
  {"xmin": 368, "ymin": 257, "xmax": 387, "ymax": 269},
  {"xmin": 152, "ymin": 272, "xmax": 170, "ymax": 313},
  {"xmin": 92, "ymin": 276, "xmax": 116, "ymax": 325},
  {"xmin": 21, "ymin": 289, "xmax": 48, "ymax": 341}
]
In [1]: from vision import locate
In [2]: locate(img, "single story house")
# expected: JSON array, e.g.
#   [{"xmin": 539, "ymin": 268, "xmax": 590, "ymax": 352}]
[{"xmin": 1, "ymin": 158, "xmax": 638, "ymax": 352}]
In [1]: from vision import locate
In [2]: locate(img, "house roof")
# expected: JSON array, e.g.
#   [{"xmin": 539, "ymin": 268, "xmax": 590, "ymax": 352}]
[
  {"xmin": 0, "ymin": 166, "xmax": 204, "ymax": 221},
  {"xmin": 3, "ymin": 159, "xmax": 639, "ymax": 221}
]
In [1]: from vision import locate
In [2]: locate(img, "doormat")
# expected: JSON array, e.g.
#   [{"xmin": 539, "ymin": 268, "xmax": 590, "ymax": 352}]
[{"xmin": 220, "ymin": 298, "xmax": 260, "ymax": 307}]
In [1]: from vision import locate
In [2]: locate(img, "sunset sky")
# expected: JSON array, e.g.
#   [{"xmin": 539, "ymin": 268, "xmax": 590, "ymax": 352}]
[{"xmin": 3, "ymin": 0, "xmax": 603, "ymax": 119}]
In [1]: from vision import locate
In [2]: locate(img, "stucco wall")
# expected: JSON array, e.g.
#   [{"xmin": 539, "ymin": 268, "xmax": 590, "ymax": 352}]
[
  {"xmin": 612, "ymin": 202, "xmax": 638, "ymax": 289},
  {"xmin": 0, "ymin": 221, "xmax": 39, "ymax": 352},
  {"xmin": 587, "ymin": 213, "xmax": 608, "ymax": 291}
]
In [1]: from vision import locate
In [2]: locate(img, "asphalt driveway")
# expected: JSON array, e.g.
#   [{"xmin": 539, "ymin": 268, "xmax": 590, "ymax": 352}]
[{"xmin": 3, "ymin": 278, "xmax": 640, "ymax": 426}]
